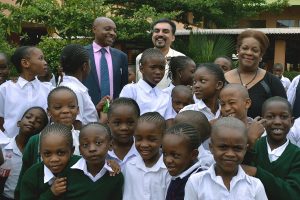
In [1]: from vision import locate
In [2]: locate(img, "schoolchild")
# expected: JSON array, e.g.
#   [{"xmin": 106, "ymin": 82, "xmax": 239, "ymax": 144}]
[
  {"xmin": 107, "ymin": 97, "xmax": 140, "ymax": 170},
  {"xmin": 214, "ymin": 56, "xmax": 233, "ymax": 73},
  {"xmin": 119, "ymin": 48, "xmax": 173, "ymax": 120},
  {"xmin": 169, "ymin": 85, "xmax": 193, "ymax": 119},
  {"xmin": 0, "ymin": 107, "xmax": 48, "ymax": 200},
  {"xmin": 123, "ymin": 112, "xmax": 171, "ymax": 200},
  {"xmin": 0, "ymin": 46, "xmax": 52, "ymax": 138},
  {"xmin": 272, "ymin": 63, "xmax": 290, "ymax": 92},
  {"xmin": 185, "ymin": 117, "xmax": 268, "ymax": 200},
  {"xmin": 0, "ymin": 53, "xmax": 9, "ymax": 85},
  {"xmin": 242, "ymin": 97, "xmax": 300, "ymax": 200},
  {"xmin": 180, "ymin": 63, "xmax": 225, "ymax": 121},
  {"xmin": 163, "ymin": 123, "xmax": 204, "ymax": 200},
  {"xmin": 128, "ymin": 65, "xmax": 136, "ymax": 84}
]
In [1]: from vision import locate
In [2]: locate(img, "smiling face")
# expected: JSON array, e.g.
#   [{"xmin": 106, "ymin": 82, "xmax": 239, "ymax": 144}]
[
  {"xmin": 41, "ymin": 134, "xmax": 73, "ymax": 175},
  {"xmin": 0, "ymin": 54, "xmax": 9, "ymax": 84},
  {"xmin": 237, "ymin": 37, "xmax": 262, "ymax": 70},
  {"xmin": 140, "ymin": 56, "xmax": 166, "ymax": 86},
  {"xmin": 93, "ymin": 18, "xmax": 117, "ymax": 47},
  {"xmin": 152, "ymin": 22, "xmax": 175, "ymax": 50},
  {"xmin": 134, "ymin": 121, "xmax": 163, "ymax": 167},
  {"xmin": 263, "ymin": 101, "xmax": 292, "ymax": 148},
  {"xmin": 210, "ymin": 126, "xmax": 247, "ymax": 177},
  {"xmin": 18, "ymin": 108, "xmax": 47, "ymax": 136}
]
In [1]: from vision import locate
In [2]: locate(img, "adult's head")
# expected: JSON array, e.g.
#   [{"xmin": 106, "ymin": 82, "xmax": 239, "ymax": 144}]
[
  {"xmin": 151, "ymin": 19, "xmax": 176, "ymax": 52},
  {"xmin": 93, "ymin": 17, "xmax": 116, "ymax": 47}
]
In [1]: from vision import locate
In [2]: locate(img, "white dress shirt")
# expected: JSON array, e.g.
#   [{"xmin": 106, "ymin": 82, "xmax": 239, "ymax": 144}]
[
  {"xmin": 123, "ymin": 155, "xmax": 171, "ymax": 200},
  {"xmin": 136, "ymin": 48, "xmax": 185, "ymax": 89},
  {"xmin": 184, "ymin": 165, "xmax": 268, "ymax": 200},
  {"xmin": 172, "ymin": 160, "xmax": 204, "ymax": 180},
  {"xmin": 0, "ymin": 77, "xmax": 52, "ymax": 138},
  {"xmin": 288, "ymin": 117, "xmax": 300, "ymax": 147},
  {"xmin": 198, "ymin": 138, "xmax": 215, "ymax": 168},
  {"xmin": 280, "ymin": 76, "xmax": 291, "ymax": 92},
  {"xmin": 267, "ymin": 138, "xmax": 289, "ymax": 162},
  {"xmin": 59, "ymin": 75, "xmax": 99, "ymax": 124},
  {"xmin": 162, "ymin": 83, "xmax": 175, "ymax": 95},
  {"xmin": 180, "ymin": 100, "xmax": 221, "ymax": 121},
  {"xmin": 71, "ymin": 157, "xmax": 112, "ymax": 182},
  {"xmin": 287, "ymin": 74, "xmax": 300, "ymax": 106},
  {"xmin": 44, "ymin": 165, "xmax": 56, "ymax": 185},
  {"xmin": 120, "ymin": 79, "xmax": 173, "ymax": 119}
]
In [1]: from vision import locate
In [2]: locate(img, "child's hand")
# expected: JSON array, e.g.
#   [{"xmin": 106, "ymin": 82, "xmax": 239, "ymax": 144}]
[
  {"xmin": 247, "ymin": 116, "xmax": 266, "ymax": 149},
  {"xmin": 50, "ymin": 177, "xmax": 67, "ymax": 196},
  {"xmin": 107, "ymin": 160, "xmax": 121, "ymax": 176},
  {"xmin": 96, "ymin": 96, "xmax": 111, "ymax": 114}
]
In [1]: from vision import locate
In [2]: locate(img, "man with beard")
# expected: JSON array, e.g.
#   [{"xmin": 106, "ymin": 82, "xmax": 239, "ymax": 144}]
[
  {"xmin": 136, "ymin": 19, "xmax": 185, "ymax": 89},
  {"xmin": 84, "ymin": 17, "xmax": 128, "ymax": 105}
]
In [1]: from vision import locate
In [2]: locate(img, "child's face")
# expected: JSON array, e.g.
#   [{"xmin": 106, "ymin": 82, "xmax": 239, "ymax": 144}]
[
  {"xmin": 47, "ymin": 90, "xmax": 79, "ymax": 127},
  {"xmin": 179, "ymin": 62, "xmax": 196, "ymax": 86},
  {"xmin": 210, "ymin": 127, "xmax": 247, "ymax": 177},
  {"xmin": 40, "ymin": 134, "xmax": 73, "ymax": 175},
  {"xmin": 0, "ymin": 56, "xmax": 9, "ymax": 84},
  {"xmin": 79, "ymin": 126, "xmax": 110, "ymax": 167},
  {"xmin": 172, "ymin": 91, "xmax": 193, "ymax": 113},
  {"xmin": 220, "ymin": 88, "xmax": 250, "ymax": 121},
  {"xmin": 263, "ymin": 101, "xmax": 292, "ymax": 146},
  {"xmin": 128, "ymin": 67, "xmax": 136, "ymax": 83},
  {"xmin": 108, "ymin": 105, "xmax": 138, "ymax": 144},
  {"xmin": 26, "ymin": 48, "xmax": 48, "ymax": 77},
  {"xmin": 18, "ymin": 108, "xmax": 47, "ymax": 136},
  {"xmin": 214, "ymin": 58, "xmax": 232, "ymax": 73},
  {"xmin": 140, "ymin": 57, "xmax": 166, "ymax": 86},
  {"xmin": 162, "ymin": 134, "xmax": 197, "ymax": 176},
  {"xmin": 134, "ymin": 121, "xmax": 163, "ymax": 167},
  {"xmin": 272, "ymin": 66, "xmax": 283, "ymax": 79},
  {"xmin": 193, "ymin": 67, "xmax": 222, "ymax": 100}
]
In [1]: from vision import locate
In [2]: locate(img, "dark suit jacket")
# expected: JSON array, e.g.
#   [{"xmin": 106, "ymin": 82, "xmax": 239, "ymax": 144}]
[{"xmin": 83, "ymin": 44, "xmax": 128, "ymax": 105}]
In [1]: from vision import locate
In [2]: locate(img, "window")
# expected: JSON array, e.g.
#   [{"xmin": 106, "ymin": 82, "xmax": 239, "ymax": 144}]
[{"xmin": 277, "ymin": 20, "xmax": 295, "ymax": 28}]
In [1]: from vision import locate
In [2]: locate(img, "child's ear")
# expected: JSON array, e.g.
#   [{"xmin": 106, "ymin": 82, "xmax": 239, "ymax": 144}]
[
  {"xmin": 71, "ymin": 146, "xmax": 75, "ymax": 155},
  {"xmin": 21, "ymin": 58, "xmax": 30, "ymax": 69},
  {"xmin": 291, "ymin": 116, "xmax": 295, "ymax": 127},
  {"xmin": 191, "ymin": 149, "xmax": 199, "ymax": 160},
  {"xmin": 139, "ymin": 62, "xmax": 144, "ymax": 73},
  {"xmin": 17, "ymin": 120, "xmax": 21, "ymax": 127},
  {"xmin": 245, "ymin": 98, "xmax": 252, "ymax": 109},
  {"xmin": 216, "ymin": 81, "xmax": 224, "ymax": 90}
]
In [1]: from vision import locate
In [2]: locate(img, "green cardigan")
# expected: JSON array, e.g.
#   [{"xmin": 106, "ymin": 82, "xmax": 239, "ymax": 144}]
[{"xmin": 246, "ymin": 136, "xmax": 300, "ymax": 200}]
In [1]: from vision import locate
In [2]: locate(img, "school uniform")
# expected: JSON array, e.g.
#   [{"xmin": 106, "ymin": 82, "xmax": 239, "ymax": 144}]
[
  {"xmin": 180, "ymin": 100, "xmax": 221, "ymax": 121},
  {"xmin": 0, "ymin": 77, "xmax": 52, "ymax": 138},
  {"xmin": 123, "ymin": 154, "xmax": 171, "ymax": 200},
  {"xmin": 119, "ymin": 79, "xmax": 173, "ymax": 119},
  {"xmin": 0, "ymin": 137, "xmax": 22, "ymax": 199},
  {"xmin": 107, "ymin": 143, "xmax": 138, "ymax": 171},
  {"xmin": 66, "ymin": 157, "xmax": 123, "ymax": 200},
  {"xmin": 184, "ymin": 165, "xmax": 268, "ymax": 200},
  {"xmin": 162, "ymin": 83, "xmax": 175, "ymax": 95},
  {"xmin": 59, "ymin": 75, "xmax": 99, "ymax": 124},
  {"xmin": 166, "ymin": 161, "xmax": 204, "ymax": 200},
  {"xmin": 280, "ymin": 76, "xmax": 291, "ymax": 92},
  {"xmin": 288, "ymin": 117, "xmax": 300, "ymax": 147},
  {"xmin": 197, "ymin": 138, "xmax": 215, "ymax": 168}
]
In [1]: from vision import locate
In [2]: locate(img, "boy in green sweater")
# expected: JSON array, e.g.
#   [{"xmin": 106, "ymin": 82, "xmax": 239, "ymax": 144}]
[{"xmin": 242, "ymin": 96, "xmax": 300, "ymax": 200}]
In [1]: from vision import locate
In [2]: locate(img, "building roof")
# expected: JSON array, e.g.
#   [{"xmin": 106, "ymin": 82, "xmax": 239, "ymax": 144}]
[{"xmin": 175, "ymin": 28, "xmax": 300, "ymax": 35}]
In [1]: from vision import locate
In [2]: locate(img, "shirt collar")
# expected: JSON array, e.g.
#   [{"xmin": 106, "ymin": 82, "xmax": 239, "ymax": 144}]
[
  {"xmin": 61, "ymin": 75, "xmax": 87, "ymax": 92},
  {"xmin": 131, "ymin": 153, "xmax": 166, "ymax": 172},
  {"xmin": 3, "ymin": 137, "xmax": 22, "ymax": 156},
  {"xmin": 173, "ymin": 160, "xmax": 202, "ymax": 180},
  {"xmin": 267, "ymin": 138, "xmax": 289, "ymax": 157},
  {"xmin": 44, "ymin": 165, "xmax": 56, "ymax": 185},
  {"xmin": 137, "ymin": 79, "xmax": 160, "ymax": 95},
  {"xmin": 108, "ymin": 142, "xmax": 138, "ymax": 163},
  {"xmin": 92, "ymin": 41, "xmax": 110, "ymax": 54},
  {"xmin": 197, "ymin": 100, "xmax": 221, "ymax": 116},
  {"xmin": 17, "ymin": 76, "xmax": 39, "ymax": 89}
]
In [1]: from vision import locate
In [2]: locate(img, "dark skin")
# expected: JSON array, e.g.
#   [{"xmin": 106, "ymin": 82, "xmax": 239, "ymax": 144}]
[{"xmin": 110, "ymin": 140, "xmax": 133, "ymax": 161}]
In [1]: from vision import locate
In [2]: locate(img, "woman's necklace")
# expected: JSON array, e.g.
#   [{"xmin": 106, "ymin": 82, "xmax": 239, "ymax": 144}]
[{"xmin": 237, "ymin": 68, "xmax": 258, "ymax": 88}]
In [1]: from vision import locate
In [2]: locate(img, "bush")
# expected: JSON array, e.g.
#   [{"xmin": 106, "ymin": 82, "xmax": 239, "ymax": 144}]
[{"xmin": 284, "ymin": 71, "xmax": 300, "ymax": 81}]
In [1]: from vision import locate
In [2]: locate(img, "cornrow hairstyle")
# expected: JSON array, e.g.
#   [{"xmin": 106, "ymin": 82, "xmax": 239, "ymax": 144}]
[
  {"xmin": 197, "ymin": 63, "xmax": 226, "ymax": 86},
  {"xmin": 47, "ymin": 86, "xmax": 78, "ymax": 107},
  {"xmin": 21, "ymin": 106, "xmax": 49, "ymax": 128},
  {"xmin": 11, "ymin": 46, "xmax": 36, "ymax": 73},
  {"xmin": 107, "ymin": 97, "xmax": 140, "ymax": 119},
  {"xmin": 60, "ymin": 44, "xmax": 89, "ymax": 75},
  {"xmin": 151, "ymin": 18, "xmax": 176, "ymax": 35},
  {"xmin": 168, "ymin": 56, "xmax": 195, "ymax": 80},
  {"xmin": 139, "ymin": 48, "xmax": 165, "ymax": 66},
  {"xmin": 138, "ymin": 112, "xmax": 166, "ymax": 133},
  {"xmin": 166, "ymin": 123, "xmax": 200, "ymax": 151},
  {"xmin": 80, "ymin": 122, "xmax": 111, "ymax": 140},
  {"xmin": 40, "ymin": 123, "xmax": 73, "ymax": 150},
  {"xmin": 262, "ymin": 96, "xmax": 292, "ymax": 116},
  {"xmin": 211, "ymin": 117, "xmax": 247, "ymax": 139}
]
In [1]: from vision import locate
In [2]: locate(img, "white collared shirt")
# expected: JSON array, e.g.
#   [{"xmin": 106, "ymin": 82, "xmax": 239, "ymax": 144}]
[
  {"xmin": 0, "ymin": 137, "xmax": 23, "ymax": 199},
  {"xmin": 172, "ymin": 161, "xmax": 204, "ymax": 180},
  {"xmin": 59, "ymin": 75, "xmax": 99, "ymax": 124},
  {"xmin": 44, "ymin": 165, "xmax": 56, "ymax": 185},
  {"xmin": 0, "ymin": 77, "xmax": 53, "ymax": 138},
  {"xmin": 288, "ymin": 117, "xmax": 300, "ymax": 147},
  {"xmin": 123, "ymin": 155, "xmax": 171, "ymax": 200},
  {"xmin": 184, "ymin": 165, "xmax": 268, "ymax": 200},
  {"xmin": 119, "ymin": 79, "xmax": 173, "ymax": 119},
  {"xmin": 107, "ymin": 143, "xmax": 138, "ymax": 172},
  {"xmin": 180, "ymin": 100, "xmax": 221, "ymax": 121},
  {"xmin": 71, "ymin": 128, "xmax": 80, "ymax": 156},
  {"xmin": 162, "ymin": 83, "xmax": 175, "ymax": 95},
  {"xmin": 287, "ymin": 74, "xmax": 300, "ymax": 106},
  {"xmin": 198, "ymin": 138, "xmax": 215, "ymax": 168},
  {"xmin": 267, "ymin": 138, "xmax": 289, "ymax": 162},
  {"xmin": 136, "ymin": 48, "xmax": 185, "ymax": 89},
  {"xmin": 280, "ymin": 76, "xmax": 291, "ymax": 92},
  {"xmin": 71, "ymin": 157, "xmax": 112, "ymax": 182}
]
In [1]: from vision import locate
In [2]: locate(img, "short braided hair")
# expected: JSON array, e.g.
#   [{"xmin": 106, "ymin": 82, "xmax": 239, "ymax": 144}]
[
  {"xmin": 107, "ymin": 97, "xmax": 140, "ymax": 119},
  {"xmin": 168, "ymin": 56, "xmax": 195, "ymax": 80},
  {"xmin": 137, "ymin": 112, "xmax": 166, "ymax": 133},
  {"xmin": 80, "ymin": 122, "xmax": 111, "ymax": 140},
  {"xmin": 11, "ymin": 46, "xmax": 36, "ymax": 73},
  {"xmin": 139, "ymin": 48, "xmax": 165, "ymax": 66},
  {"xmin": 47, "ymin": 86, "xmax": 78, "ymax": 107}
]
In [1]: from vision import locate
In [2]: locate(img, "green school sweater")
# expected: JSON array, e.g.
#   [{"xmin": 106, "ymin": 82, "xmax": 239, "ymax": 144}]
[
  {"xmin": 247, "ymin": 136, "xmax": 300, "ymax": 200},
  {"xmin": 20, "ymin": 155, "xmax": 80, "ymax": 200}
]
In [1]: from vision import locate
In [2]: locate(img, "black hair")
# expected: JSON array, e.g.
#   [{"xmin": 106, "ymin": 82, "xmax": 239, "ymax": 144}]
[
  {"xmin": 166, "ymin": 123, "xmax": 200, "ymax": 151},
  {"xmin": 107, "ymin": 97, "xmax": 140, "ymax": 119},
  {"xmin": 214, "ymin": 55, "xmax": 232, "ymax": 63},
  {"xmin": 272, "ymin": 63, "xmax": 284, "ymax": 70},
  {"xmin": 211, "ymin": 117, "xmax": 247, "ymax": 139},
  {"xmin": 21, "ymin": 106, "xmax": 49, "ymax": 128},
  {"xmin": 40, "ymin": 123, "xmax": 73, "ymax": 150},
  {"xmin": 11, "ymin": 46, "xmax": 36, "ymax": 73},
  {"xmin": 171, "ymin": 85, "xmax": 193, "ymax": 99},
  {"xmin": 138, "ymin": 112, "xmax": 166, "ymax": 133},
  {"xmin": 60, "ymin": 44, "xmax": 89, "ymax": 74},
  {"xmin": 262, "ymin": 96, "xmax": 292, "ymax": 115},
  {"xmin": 174, "ymin": 110, "xmax": 211, "ymax": 143},
  {"xmin": 197, "ymin": 63, "xmax": 226, "ymax": 85},
  {"xmin": 80, "ymin": 122, "xmax": 111, "ymax": 140},
  {"xmin": 151, "ymin": 18, "xmax": 176, "ymax": 35},
  {"xmin": 47, "ymin": 86, "xmax": 78, "ymax": 107},
  {"xmin": 168, "ymin": 56, "xmax": 195, "ymax": 80},
  {"xmin": 139, "ymin": 48, "xmax": 165, "ymax": 66}
]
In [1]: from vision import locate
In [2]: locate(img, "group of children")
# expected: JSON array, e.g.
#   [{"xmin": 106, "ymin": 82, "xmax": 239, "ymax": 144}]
[{"xmin": 0, "ymin": 44, "xmax": 299, "ymax": 200}]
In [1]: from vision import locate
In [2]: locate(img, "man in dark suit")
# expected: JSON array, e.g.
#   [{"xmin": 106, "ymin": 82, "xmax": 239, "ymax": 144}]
[{"xmin": 84, "ymin": 17, "xmax": 128, "ymax": 105}]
